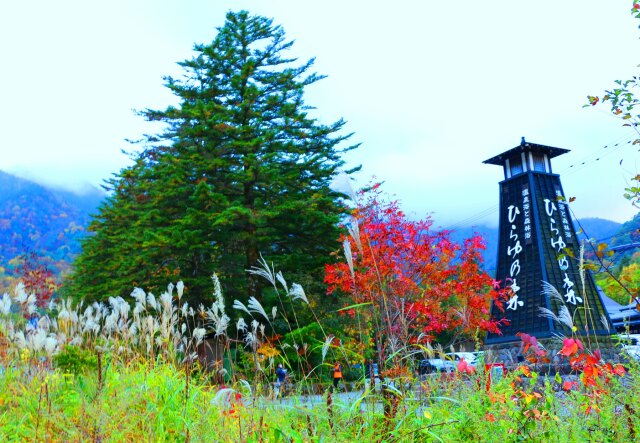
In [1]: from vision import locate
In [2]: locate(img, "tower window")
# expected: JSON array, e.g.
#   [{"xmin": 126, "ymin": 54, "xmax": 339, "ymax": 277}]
[
  {"xmin": 510, "ymin": 157, "xmax": 523, "ymax": 175},
  {"xmin": 532, "ymin": 153, "xmax": 546, "ymax": 172}
]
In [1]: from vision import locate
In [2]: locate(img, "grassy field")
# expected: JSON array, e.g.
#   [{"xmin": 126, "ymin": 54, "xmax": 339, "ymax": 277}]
[{"xmin": 1, "ymin": 279, "xmax": 639, "ymax": 442}]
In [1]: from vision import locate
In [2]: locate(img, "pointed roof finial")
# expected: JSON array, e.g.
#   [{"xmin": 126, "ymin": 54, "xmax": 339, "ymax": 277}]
[{"xmin": 521, "ymin": 136, "xmax": 526, "ymax": 145}]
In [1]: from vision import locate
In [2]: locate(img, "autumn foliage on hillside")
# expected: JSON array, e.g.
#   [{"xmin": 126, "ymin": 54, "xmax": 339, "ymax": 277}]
[{"xmin": 325, "ymin": 184, "xmax": 509, "ymax": 351}]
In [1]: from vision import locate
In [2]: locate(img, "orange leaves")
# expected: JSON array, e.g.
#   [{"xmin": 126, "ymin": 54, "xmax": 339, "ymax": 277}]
[
  {"xmin": 484, "ymin": 412, "xmax": 496, "ymax": 422},
  {"xmin": 559, "ymin": 337, "xmax": 583, "ymax": 357},
  {"xmin": 612, "ymin": 363, "xmax": 626, "ymax": 377}
]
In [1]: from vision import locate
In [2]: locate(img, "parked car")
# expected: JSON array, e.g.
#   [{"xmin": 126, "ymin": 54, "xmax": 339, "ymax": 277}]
[
  {"xmin": 446, "ymin": 352, "xmax": 479, "ymax": 367},
  {"xmin": 418, "ymin": 358, "xmax": 456, "ymax": 375}
]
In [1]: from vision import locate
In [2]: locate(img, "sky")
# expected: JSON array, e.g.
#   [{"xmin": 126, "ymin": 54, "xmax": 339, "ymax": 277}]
[{"xmin": 1, "ymin": 0, "xmax": 640, "ymax": 229}]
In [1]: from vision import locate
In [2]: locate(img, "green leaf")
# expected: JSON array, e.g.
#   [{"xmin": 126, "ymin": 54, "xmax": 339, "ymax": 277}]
[{"xmin": 336, "ymin": 302, "xmax": 373, "ymax": 312}]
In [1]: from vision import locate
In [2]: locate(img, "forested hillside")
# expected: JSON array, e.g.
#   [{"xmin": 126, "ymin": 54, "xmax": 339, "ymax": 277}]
[{"xmin": 0, "ymin": 171, "xmax": 103, "ymax": 291}]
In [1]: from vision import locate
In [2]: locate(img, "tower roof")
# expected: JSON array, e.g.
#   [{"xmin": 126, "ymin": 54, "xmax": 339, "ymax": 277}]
[{"xmin": 483, "ymin": 140, "xmax": 570, "ymax": 166}]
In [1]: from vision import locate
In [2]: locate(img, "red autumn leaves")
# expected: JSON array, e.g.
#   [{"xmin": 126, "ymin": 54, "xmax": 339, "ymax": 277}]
[{"xmin": 324, "ymin": 186, "xmax": 509, "ymax": 340}]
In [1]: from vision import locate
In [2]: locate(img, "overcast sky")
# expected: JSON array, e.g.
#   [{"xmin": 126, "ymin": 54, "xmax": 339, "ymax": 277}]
[{"xmin": 2, "ymin": 1, "xmax": 639, "ymax": 229}]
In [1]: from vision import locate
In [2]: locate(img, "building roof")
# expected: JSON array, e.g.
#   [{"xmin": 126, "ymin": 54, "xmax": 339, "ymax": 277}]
[{"xmin": 483, "ymin": 140, "xmax": 570, "ymax": 166}]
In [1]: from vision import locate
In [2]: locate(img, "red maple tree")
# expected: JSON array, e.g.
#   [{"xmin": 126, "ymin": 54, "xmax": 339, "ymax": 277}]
[
  {"xmin": 16, "ymin": 252, "xmax": 57, "ymax": 309},
  {"xmin": 325, "ymin": 184, "xmax": 508, "ymax": 361}
]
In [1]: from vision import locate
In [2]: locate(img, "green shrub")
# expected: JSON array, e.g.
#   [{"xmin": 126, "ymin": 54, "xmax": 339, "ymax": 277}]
[{"xmin": 53, "ymin": 345, "xmax": 97, "ymax": 374}]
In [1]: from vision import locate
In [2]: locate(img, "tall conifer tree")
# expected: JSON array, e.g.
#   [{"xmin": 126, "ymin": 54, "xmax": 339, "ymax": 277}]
[{"xmin": 67, "ymin": 11, "xmax": 357, "ymax": 305}]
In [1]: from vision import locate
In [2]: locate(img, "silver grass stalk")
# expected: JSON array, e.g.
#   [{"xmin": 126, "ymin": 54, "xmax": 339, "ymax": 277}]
[
  {"xmin": 347, "ymin": 217, "xmax": 363, "ymax": 254},
  {"xmin": 541, "ymin": 281, "xmax": 563, "ymax": 303},
  {"xmin": 239, "ymin": 379, "xmax": 252, "ymax": 397},
  {"xmin": 180, "ymin": 302, "xmax": 189, "ymax": 318},
  {"xmin": 214, "ymin": 314, "xmax": 229, "ymax": 337},
  {"xmin": 272, "ymin": 306, "xmax": 277, "ymax": 320},
  {"xmin": 146, "ymin": 293, "xmax": 158, "ymax": 311},
  {"xmin": 167, "ymin": 282, "xmax": 174, "ymax": 298},
  {"xmin": 579, "ymin": 244, "xmax": 586, "ymax": 288},
  {"xmin": 0, "ymin": 293, "xmax": 12, "ymax": 315},
  {"xmin": 538, "ymin": 307, "xmax": 560, "ymax": 324},
  {"xmin": 177, "ymin": 281, "xmax": 184, "ymax": 300},
  {"xmin": 44, "ymin": 336, "xmax": 58, "ymax": 355},
  {"xmin": 131, "ymin": 288, "xmax": 146, "ymax": 307},
  {"xmin": 247, "ymin": 254, "xmax": 276, "ymax": 288},
  {"xmin": 232, "ymin": 300, "xmax": 251, "ymax": 316},
  {"xmin": 13, "ymin": 282, "xmax": 27, "ymax": 304},
  {"xmin": 193, "ymin": 328, "xmax": 206, "ymax": 346},
  {"xmin": 600, "ymin": 314, "xmax": 611, "ymax": 332},
  {"xmin": 211, "ymin": 273, "xmax": 224, "ymax": 313},
  {"xmin": 557, "ymin": 305, "xmax": 574, "ymax": 330},
  {"xmin": 247, "ymin": 296, "xmax": 270, "ymax": 323},
  {"xmin": 211, "ymin": 388, "xmax": 237, "ymax": 407},
  {"xmin": 331, "ymin": 171, "xmax": 358, "ymax": 202},
  {"xmin": 13, "ymin": 331, "xmax": 26, "ymax": 349},
  {"xmin": 160, "ymin": 292, "xmax": 172, "ymax": 312},
  {"xmin": 322, "ymin": 335, "xmax": 334, "ymax": 362},
  {"xmin": 133, "ymin": 303, "xmax": 144, "ymax": 317},
  {"xmin": 276, "ymin": 271, "xmax": 288, "ymax": 293},
  {"xmin": 343, "ymin": 239, "xmax": 355, "ymax": 279},
  {"xmin": 244, "ymin": 332, "xmax": 257, "ymax": 348},
  {"xmin": 288, "ymin": 284, "xmax": 308, "ymax": 304},
  {"xmin": 237, "ymin": 317, "xmax": 247, "ymax": 332}
]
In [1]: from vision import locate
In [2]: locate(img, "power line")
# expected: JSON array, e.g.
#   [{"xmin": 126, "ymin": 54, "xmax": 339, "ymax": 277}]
[{"xmin": 444, "ymin": 134, "xmax": 637, "ymax": 230}]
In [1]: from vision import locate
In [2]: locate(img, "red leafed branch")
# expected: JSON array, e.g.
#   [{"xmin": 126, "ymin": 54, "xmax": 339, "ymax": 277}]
[
  {"xmin": 16, "ymin": 251, "xmax": 58, "ymax": 309},
  {"xmin": 325, "ymin": 184, "xmax": 509, "ymax": 344}
]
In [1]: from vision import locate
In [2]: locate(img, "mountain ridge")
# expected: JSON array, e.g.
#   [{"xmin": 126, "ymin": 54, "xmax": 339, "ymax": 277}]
[{"xmin": 0, "ymin": 170, "xmax": 104, "ymax": 291}]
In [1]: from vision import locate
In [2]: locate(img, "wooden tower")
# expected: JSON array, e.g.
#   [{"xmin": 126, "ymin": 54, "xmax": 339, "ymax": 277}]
[{"xmin": 484, "ymin": 138, "xmax": 611, "ymax": 344}]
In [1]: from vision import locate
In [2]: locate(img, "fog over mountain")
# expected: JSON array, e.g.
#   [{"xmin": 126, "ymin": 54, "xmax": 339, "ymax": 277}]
[
  {"xmin": 0, "ymin": 170, "xmax": 633, "ymax": 288},
  {"xmin": 0, "ymin": 170, "xmax": 104, "ymax": 290}
]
